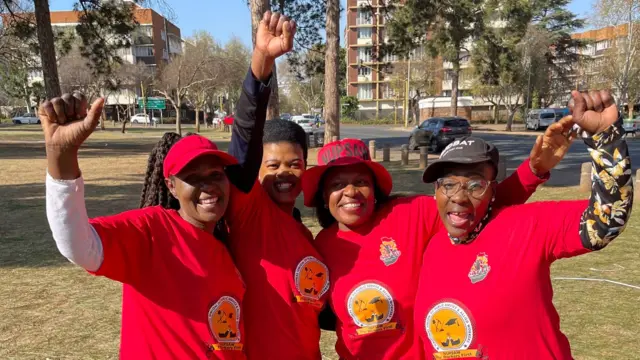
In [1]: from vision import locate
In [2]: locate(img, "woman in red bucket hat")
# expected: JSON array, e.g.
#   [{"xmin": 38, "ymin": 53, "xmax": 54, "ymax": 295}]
[{"xmin": 301, "ymin": 134, "xmax": 571, "ymax": 360}]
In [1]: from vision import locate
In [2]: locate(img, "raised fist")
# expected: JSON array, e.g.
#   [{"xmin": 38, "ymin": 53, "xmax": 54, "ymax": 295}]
[
  {"xmin": 39, "ymin": 93, "xmax": 105, "ymax": 152},
  {"xmin": 255, "ymin": 11, "xmax": 297, "ymax": 59},
  {"xmin": 568, "ymin": 90, "xmax": 618, "ymax": 134}
]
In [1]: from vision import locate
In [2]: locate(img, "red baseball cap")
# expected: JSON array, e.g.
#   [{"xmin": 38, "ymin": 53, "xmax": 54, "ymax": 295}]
[
  {"xmin": 163, "ymin": 135, "xmax": 238, "ymax": 178},
  {"xmin": 301, "ymin": 138, "xmax": 393, "ymax": 207}
]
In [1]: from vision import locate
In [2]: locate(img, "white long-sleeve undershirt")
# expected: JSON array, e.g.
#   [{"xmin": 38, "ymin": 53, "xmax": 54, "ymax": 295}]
[{"xmin": 45, "ymin": 173, "xmax": 104, "ymax": 272}]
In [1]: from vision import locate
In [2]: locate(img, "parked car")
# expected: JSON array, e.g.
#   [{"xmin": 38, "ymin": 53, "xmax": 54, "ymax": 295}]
[
  {"xmin": 280, "ymin": 113, "xmax": 292, "ymax": 121},
  {"xmin": 622, "ymin": 117, "xmax": 640, "ymax": 136},
  {"xmin": 12, "ymin": 113, "xmax": 39, "ymax": 124},
  {"xmin": 291, "ymin": 115, "xmax": 324, "ymax": 147},
  {"xmin": 130, "ymin": 113, "xmax": 158, "ymax": 124},
  {"xmin": 525, "ymin": 108, "xmax": 567, "ymax": 130},
  {"xmin": 408, "ymin": 117, "xmax": 472, "ymax": 152}
]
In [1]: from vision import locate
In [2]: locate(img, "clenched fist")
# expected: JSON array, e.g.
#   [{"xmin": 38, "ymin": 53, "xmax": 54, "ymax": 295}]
[
  {"xmin": 40, "ymin": 93, "xmax": 105, "ymax": 152},
  {"xmin": 255, "ymin": 11, "xmax": 297, "ymax": 59},
  {"xmin": 569, "ymin": 90, "xmax": 618, "ymax": 134}
]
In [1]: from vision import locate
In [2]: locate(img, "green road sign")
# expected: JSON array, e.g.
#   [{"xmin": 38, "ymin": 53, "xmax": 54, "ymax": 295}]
[{"xmin": 138, "ymin": 97, "xmax": 166, "ymax": 110}]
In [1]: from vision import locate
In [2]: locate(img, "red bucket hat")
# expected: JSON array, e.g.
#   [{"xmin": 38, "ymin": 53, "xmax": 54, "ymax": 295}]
[
  {"xmin": 301, "ymin": 138, "xmax": 393, "ymax": 207},
  {"xmin": 163, "ymin": 135, "xmax": 238, "ymax": 178}
]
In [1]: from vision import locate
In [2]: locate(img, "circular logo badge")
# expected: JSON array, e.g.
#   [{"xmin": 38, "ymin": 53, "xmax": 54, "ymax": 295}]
[
  {"xmin": 208, "ymin": 296, "xmax": 242, "ymax": 344},
  {"xmin": 347, "ymin": 283, "xmax": 395, "ymax": 328},
  {"xmin": 425, "ymin": 302, "xmax": 473, "ymax": 352},
  {"xmin": 294, "ymin": 256, "xmax": 330, "ymax": 301}
]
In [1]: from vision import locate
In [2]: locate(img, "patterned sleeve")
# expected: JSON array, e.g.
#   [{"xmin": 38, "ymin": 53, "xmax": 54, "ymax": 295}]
[{"xmin": 578, "ymin": 115, "xmax": 633, "ymax": 250}]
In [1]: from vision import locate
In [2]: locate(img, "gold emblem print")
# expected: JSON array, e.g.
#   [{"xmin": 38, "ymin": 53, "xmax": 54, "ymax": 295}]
[
  {"xmin": 426, "ymin": 302, "xmax": 480, "ymax": 359},
  {"xmin": 208, "ymin": 296, "xmax": 243, "ymax": 351},
  {"xmin": 294, "ymin": 256, "xmax": 330, "ymax": 306},
  {"xmin": 347, "ymin": 283, "xmax": 397, "ymax": 335}
]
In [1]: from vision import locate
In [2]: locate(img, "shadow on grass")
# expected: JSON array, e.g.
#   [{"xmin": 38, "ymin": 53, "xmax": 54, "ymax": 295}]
[
  {"xmin": 0, "ymin": 181, "xmax": 144, "ymax": 268},
  {"xmin": 0, "ymin": 138, "xmax": 232, "ymax": 160}
]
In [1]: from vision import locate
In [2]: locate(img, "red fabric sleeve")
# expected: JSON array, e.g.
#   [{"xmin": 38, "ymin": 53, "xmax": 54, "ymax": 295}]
[
  {"xmin": 88, "ymin": 208, "xmax": 155, "ymax": 286},
  {"xmin": 527, "ymin": 200, "xmax": 592, "ymax": 261},
  {"xmin": 494, "ymin": 158, "xmax": 548, "ymax": 208},
  {"xmin": 225, "ymin": 180, "xmax": 264, "ymax": 229}
]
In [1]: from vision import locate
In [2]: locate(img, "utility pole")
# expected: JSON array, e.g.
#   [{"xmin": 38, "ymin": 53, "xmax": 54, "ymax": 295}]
[{"xmin": 141, "ymin": 81, "xmax": 147, "ymax": 116}]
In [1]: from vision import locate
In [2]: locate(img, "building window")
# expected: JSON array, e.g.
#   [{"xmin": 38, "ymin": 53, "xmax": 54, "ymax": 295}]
[
  {"xmin": 357, "ymin": 9, "xmax": 373, "ymax": 25},
  {"xmin": 134, "ymin": 46, "xmax": 154, "ymax": 57},
  {"xmin": 358, "ymin": 47, "xmax": 372, "ymax": 63},
  {"xmin": 382, "ymin": 84, "xmax": 395, "ymax": 99},
  {"xmin": 596, "ymin": 40, "xmax": 610, "ymax": 51},
  {"xmin": 358, "ymin": 84, "xmax": 373, "ymax": 100},
  {"xmin": 383, "ymin": 52, "xmax": 397, "ymax": 63},
  {"xmin": 161, "ymin": 30, "xmax": 167, "ymax": 41},
  {"xmin": 358, "ymin": 66, "xmax": 371, "ymax": 76},
  {"xmin": 358, "ymin": 28, "xmax": 372, "ymax": 39}
]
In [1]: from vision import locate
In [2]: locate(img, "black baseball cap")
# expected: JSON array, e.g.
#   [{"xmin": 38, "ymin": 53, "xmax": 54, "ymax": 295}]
[{"xmin": 422, "ymin": 136, "xmax": 499, "ymax": 183}]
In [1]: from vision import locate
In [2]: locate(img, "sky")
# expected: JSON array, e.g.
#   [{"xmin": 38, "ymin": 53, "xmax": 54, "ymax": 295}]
[{"xmin": 48, "ymin": 0, "xmax": 593, "ymax": 48}]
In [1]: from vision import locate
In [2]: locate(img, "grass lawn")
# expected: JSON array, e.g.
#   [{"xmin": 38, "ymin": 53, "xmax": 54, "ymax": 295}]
[{"xmin": 1, "ymin": 125, "xmax": 639, "ymax": 359}]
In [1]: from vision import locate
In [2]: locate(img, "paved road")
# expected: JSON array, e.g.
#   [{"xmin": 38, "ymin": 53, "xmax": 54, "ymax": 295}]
[{"xmin": 340, "ymin": 125, "xmax": 640, "ymax": 187}]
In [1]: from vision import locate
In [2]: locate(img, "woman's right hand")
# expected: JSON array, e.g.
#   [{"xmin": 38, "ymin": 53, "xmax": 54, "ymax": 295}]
[
  {"xmin": 40, "ymin": 93, "xmax": 104, "ymax": 180},
  {"xmin": 40, "ymin": 93, "xmax": 104, "ymax": 153}
]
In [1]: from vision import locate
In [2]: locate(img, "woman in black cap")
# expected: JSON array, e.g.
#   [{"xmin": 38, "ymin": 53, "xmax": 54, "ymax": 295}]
[{"xmin": 414, "ymin": 90, "xmax": 632, "ymax": 359}]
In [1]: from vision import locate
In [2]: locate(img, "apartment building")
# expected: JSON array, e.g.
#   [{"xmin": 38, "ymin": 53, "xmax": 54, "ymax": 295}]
[
  {"xmin": 49, "ymin": 5, "xmax": 182, "ymax": 69},
  {"xmin": 345, "ymin": 0, "xmax": 407, "ymax": 119}
]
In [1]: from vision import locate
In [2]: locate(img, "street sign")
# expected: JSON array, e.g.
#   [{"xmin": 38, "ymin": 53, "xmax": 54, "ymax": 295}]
[{"xmin": 138, "ymin": 97, "xmax": 166, "ymax": 110}]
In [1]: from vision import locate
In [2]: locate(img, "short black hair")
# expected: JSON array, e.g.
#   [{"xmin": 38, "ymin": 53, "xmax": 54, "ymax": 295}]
[{"xmin": 263, "ymin": 119, "xmax": 308, "ymax": 162}]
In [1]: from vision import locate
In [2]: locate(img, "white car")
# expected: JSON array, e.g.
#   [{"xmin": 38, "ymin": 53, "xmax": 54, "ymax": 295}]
[
  {"xmin": 12, "ymin": 113, "xmax": 39, "ymax": 124},
  {"xmin": 130, "ymin": 113, "xmax": 158, "ymax": 124}
]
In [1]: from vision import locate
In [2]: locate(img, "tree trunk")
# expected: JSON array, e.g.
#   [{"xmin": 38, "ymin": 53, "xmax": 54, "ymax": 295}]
[
  {"xmin": 174, "ymin": 96, "xmax": 182, "ymax": 135},
  {"xmin": 323, "ymin": 0, "xmax": 340, "ymax": 144},
  {"xmin": 411, "ymin": 98, "xmax": 419, "ymax": 126},
  {"xmin": 450, "ymin": 64, "xmax": 459, "ymax": 117},
  {"xmin": 266, "ymin": 70, "xmax": 280, "ymax": 120},
  {"xmin": 121, "ymin": 119, "xmax": 127, "ymax": 133},
  {"xmin": 629, "ymin": 103, "xmax": 634, "ymax": 120},
  {"xmin": 195, "ymin": 107, "xmax": 200, "ymax": 133},
  {"xmin": 101, "ymin": 106, "xmax": 106, "ymax": 130},
  {"xmin": 506, "ymin": 109, "xmax": 516, "ymax": 132},
  {"xmin": 33, "ymin": 0, "xmax": 61, "ymax": 98},
  {"xmin": 493, "ymin": 105, "xmax": 499, "ymax": 125}
]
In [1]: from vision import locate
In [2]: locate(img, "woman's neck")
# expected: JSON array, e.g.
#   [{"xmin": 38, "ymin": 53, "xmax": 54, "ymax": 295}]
[{"xmin": 178, "ymin": 209, "xmax": 215, "ymax": 234}]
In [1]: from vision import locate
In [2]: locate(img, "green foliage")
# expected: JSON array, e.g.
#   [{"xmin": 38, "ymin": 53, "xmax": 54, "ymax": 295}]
[
  {"xmin": 74, "ymin": 0, "xmax": 138, "ymax": 79},
  {"xmin": 340, "ymin": 95, "xmax": 359, "ymax": 118}
]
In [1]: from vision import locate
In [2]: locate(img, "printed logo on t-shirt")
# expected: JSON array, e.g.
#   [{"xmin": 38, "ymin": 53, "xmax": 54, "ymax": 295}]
[
  {"xmin": 425, "ymin": 301, "xmax": 483, "ymax": 359},
  {"xmin": 379, "ymin": 237, "xmax": 402, "ymax": 266},
  {"xmin": 468, "ymin": 252, "xmax": 491, "ymax": 284},
  {"xmin": 294, "ymin": 256, "xmax": 329, "ymax": 307},
  {"xmin": 207, "ymin": 296, "xmax": 243, "ymax": 351},
  {"xmin": 347, "ymin": 283, "xmax": 397, "ymax": 335}
]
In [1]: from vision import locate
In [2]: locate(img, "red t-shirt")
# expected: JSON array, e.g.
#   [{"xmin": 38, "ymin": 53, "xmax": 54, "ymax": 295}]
[
  {"xmin": 89, "ymin": 206, "xmax": 246, "ymax": 360},
  {"xmin": 315, "ymin": 196, "xmax": 439, "ymax": 360},
  {"xmin": 313, "ymin": 160, "xmax": 546, "ymax": 360},
  {"xmin": 225, "ymin": 182, "xmax": 328, "ymax": 360},
  {"xmin": 414, "ymin": 201, "xmax": 590, "ymax": 360}
]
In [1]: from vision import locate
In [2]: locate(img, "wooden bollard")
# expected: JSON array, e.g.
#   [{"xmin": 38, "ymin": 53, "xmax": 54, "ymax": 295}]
[
  {"xmin": 634, "ymin": 169, "xmax": 640, "ymax": 201},
  {"xmin": 313, "ymin": 132, "xmax": 318, "ymax": 148},
  {"xmin": 497, "ymin": 156, "xmax": 507, "ymax": 182},
  {"xmin": 419, "ymin": 146, "xmax": 429, "ymax": 169},
  {"xmin": 401, "ymin": 145, "xmax": 409, "ymax": 166},
  {"xmin": 579, "ymin": 162, "xmax": 592, "ymax": 192},
  {"xmin": 369, "ymin": 140, "xmax": 377, "ymax": 159},
  {"xmin": 382, "ymin": 144, "xmax": 390, "ymax": 162},
  {"xmin": 331, "ymin": 136, "xmax": 338, "ymax": 142}
]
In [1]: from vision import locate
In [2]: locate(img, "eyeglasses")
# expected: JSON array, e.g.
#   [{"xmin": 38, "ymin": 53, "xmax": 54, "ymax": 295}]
[{"xmin": 436, "ymin": 178, "xmax": 494, "ymax": 200}]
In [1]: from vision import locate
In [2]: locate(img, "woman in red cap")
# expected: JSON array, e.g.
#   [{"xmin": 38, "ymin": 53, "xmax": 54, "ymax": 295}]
[
  {"xmin": 414, "ymin": 91, "xmax": 632, "ymax": 359},
  {"xmin": 301, "ymin": 130, "xmax": 570, "ymax": 358},
  {"xmin": 41, "ymin": 11, "xmax": 294, "ymax": 359}
]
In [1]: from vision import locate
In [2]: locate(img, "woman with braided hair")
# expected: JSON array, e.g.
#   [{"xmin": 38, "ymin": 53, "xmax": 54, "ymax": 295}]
[{"xmin": 139, "ymin": 132, "xmax": 230, "ymax": 242}]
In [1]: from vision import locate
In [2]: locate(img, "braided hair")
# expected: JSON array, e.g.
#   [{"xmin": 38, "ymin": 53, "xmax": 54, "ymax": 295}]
[
  {"xmin": 139, "ymin": 132, "xmax": 230, "ymax": 242},
  {"xmin": 139, "ymin": 132, "xmax": 182, "ymax": 209}
]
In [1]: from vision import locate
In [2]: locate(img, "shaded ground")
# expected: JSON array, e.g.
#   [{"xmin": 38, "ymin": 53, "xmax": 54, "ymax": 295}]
[{"xmin": 1, "ymin": 127, "xmax": 638, "ymax": 359}]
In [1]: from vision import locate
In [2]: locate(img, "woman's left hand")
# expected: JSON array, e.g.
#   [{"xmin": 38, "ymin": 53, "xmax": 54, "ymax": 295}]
[
  {"xmin": 569, "ymin": 90, "xmax": 619, "ymax": 134},
  {"xmin": 529, "ymin": 115, "xmax": 576, "ymax": 176}
]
